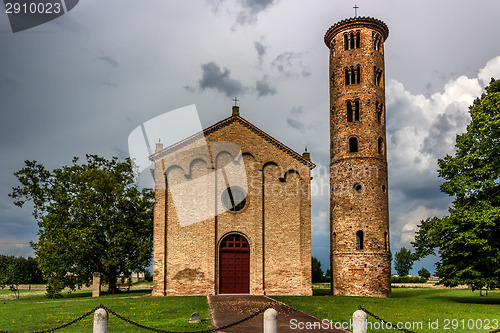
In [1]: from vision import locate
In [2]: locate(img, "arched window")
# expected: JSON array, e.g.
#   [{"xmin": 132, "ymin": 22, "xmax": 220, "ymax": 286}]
[
  {"xmin": 384, "ymin": 231, "xmax": 388, "ymax": 251},
  {"xmin": 345, "ymin": 66, "xmax": 361, "ymax": 85},
  {"xmin": 347, "ymin": 101, "xmax": 353, "ymax": 122},
  {"xmin": 332, "ymin": 232, "xmax": 337, "ymax": 251},
  {"xmin": 374, "ymin": 67, "xmax": 383, "ymax": 86},
  {"xmin": 376, "ymin": 102, "xmax": 383, "ymax": 124},
  {"xmin": 356, "ymin": 231, "xmax": 364, "ymax": 250},
  {"xmin": 378, "ymin": 137, "xmax": 384, "ymax": 154},
  {"xmin": 347, "ymin": 100, "xmax": 360, "ymax": 122},
  {"xmin": 349, "ymin": 137, "xmax": 358, "ymax": 153},
  {"xmin": 345, "ymin": 31, "xmax": 361, "ymax": 50},
  {"xmin": 373, "ymin": 32, "xmax": 381, "ymax": 51}
]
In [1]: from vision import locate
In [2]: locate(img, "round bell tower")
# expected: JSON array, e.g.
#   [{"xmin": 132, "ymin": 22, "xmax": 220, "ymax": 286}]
[{"xmin": 325, "ymin": 17, "xmax": 391, "ymax": 297}]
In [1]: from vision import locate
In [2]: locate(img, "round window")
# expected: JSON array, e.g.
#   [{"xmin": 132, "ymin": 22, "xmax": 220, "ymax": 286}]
[{"xmin": 222, "ymin": 187, "xmax": 247, "ymax": 212}]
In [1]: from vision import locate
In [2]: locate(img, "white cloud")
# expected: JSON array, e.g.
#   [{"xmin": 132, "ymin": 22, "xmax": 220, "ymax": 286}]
[{"xmin": 386, "ymin": 55, "xmax": 500, "ymax": 250}]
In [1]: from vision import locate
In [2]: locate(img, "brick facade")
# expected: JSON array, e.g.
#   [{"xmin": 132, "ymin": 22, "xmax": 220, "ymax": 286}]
[
  {"xmin": 325, "ymin": 17, "xmax": 392, "ymax": 297},
  {"xmin": 150, "ymin": 109, "xmax": 314, "ymax": 296}
]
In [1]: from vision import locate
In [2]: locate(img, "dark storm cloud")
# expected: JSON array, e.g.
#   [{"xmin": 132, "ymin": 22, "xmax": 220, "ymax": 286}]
[
  {"xmin": 272, "ymin": 52, "xmax": 310, "ymax": 78},
  {"xmin": 96, "ymin": 56, "xmax": 119, "ymax": 68},
  {"xmin": 255, "ymin": 75, "xmax": 276, "ymax": 97},
  {"xmin": 286, "ymin": 118, "xmax": 305, "ymax": 132},
  {"xmin": 254, "ymin": 41, "xmax": 267, "ymax": 64},
  {"xmin": 199, "ymin": 62, "xmax": 245, "ymax": 98}
]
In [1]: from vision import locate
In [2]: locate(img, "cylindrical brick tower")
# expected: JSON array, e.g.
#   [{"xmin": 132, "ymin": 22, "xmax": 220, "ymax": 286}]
[{"xmin": 324, "ymin": 17, "xmax": 391, "ymax": 297}]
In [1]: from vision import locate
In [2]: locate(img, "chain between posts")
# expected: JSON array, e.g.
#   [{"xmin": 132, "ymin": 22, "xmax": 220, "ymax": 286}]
[
  {"xmin": 0, "ymin": 303, "xmax": 274, "ymax": 333},
  {"xmin": 358, "ymin": 305, "xmax": 500, "ymax": 333},
  {"xmin": 101, "ymin": 303, "xmax": 274, "ymax": 333}
]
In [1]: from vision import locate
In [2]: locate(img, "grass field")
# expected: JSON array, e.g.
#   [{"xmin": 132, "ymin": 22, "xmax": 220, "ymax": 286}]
[
  {"xmin": 1, "ymin": 284, "xmax": 499, "ymax": 332},
  {"xmin": 273, "ymin": 284, "xmax": 500, "ymax": 333},
  {"xmin": 0, "ymin": 286, "xmax": 212, "ymax": 332}
]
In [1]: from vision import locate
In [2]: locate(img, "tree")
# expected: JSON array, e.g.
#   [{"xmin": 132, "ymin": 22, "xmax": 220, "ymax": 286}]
[
  {"xmin": 418, "ymin": 267, "xmax": 431, "ymax": 280},
  {"xmin": 311, "ymin": 257, "xmax": 324, "ymax": 283},
  {"xmin": 0, "ymin": 257, "xmax": 28, "ymax": 299},
  {"xmin": 9, "ymin": 155, "xmax": 154, "ymax": 294},
  {"xmin": 394, "ymin": 247, "xmax": 413, "ymax": 276},
  {"xmin": 413, "ymin": 79, "xmax": 500, "ymax": 290}
]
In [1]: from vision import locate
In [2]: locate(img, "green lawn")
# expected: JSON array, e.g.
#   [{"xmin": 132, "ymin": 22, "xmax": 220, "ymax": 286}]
[
  {"xmin": 2, "ymin": 285, "xmax": 500, "ymax": 333},
  {"xmin": 273, "ymin": 286, "xmax": 500, "ymax": 333},
  {"xmin": 0, "ymin": 287, "xmax": 212, "ymax": 333}
]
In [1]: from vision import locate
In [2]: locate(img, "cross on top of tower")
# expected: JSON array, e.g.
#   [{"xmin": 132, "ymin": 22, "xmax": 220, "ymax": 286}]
[
  {"xmin": 233, "ymin": 97, "xmax": 239, "ymax": 107},
  {"xmin": 353, "ymin": 4, "xmax": 359, "ymax": 17}
]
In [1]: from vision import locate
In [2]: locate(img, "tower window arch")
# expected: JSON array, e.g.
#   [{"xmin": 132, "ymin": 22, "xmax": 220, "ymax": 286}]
[
  {"xmin": 347, "ymin": 100, "xmax": 360, "ymax": 122},
  {"xmin": 349, "ymin": 137, "xmax": 359, "ymax": 153},
  {"xmin": 345, "ymin": 66, "xmax": 361, "ymax": 85},
  {"xmin": 356, "ymin": 231, "xmax": 364, "ymax": 250},
  {"xmin": 376, "ymin": 102, "xmax": 383, "ymax": 124},
  {"xmin": 378, "ymin": 137, "xmax": 384, "ymax": 155},
  {"xmin": 333, "ymin": 232, "xmax": 337, "ymax": 251},
  {"xmin": 344, "ymin": 31, "xmax": 361, "ymax": 50},
  {"xmin": 374, "ymin": 67, "xmax": 383, "ymax": 86},
  {"xmin": 372, "ymin": 32, "xmax": 382, "ymax": 51}
]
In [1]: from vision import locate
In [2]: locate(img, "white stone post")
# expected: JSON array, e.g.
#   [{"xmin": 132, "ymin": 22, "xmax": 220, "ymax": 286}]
[
  {"xmin": 353, "ymin": 310, "xmax": 367, "ymax": 333},
  {"xmin": 263, "ymin": 308, "xmax": 278, "ymax": 333},
  {"xmin": 93, "ymin": 308, "xmax": 108, "ymax": 333}
]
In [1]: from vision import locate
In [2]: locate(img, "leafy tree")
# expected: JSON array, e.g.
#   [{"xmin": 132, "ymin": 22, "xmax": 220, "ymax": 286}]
[
  {"xmin": 413, "ymin": 79, "xmax": 500, "ymax": 290},
  {"xmin": 0, "ymin": 258, "xmax": 27, "ymax": 299},
  {"xmin": 311, "ymin": 257, "xmax": 324, "ymax": 283},
  {"xmin": 394, "ymin": 247, "xmax": 413, "ymax": 276},
  {"xmin": 324, "ymin": 268, "xmax": 331, "ymax": 283},
  {"xmin": 9, "ymin": 155, "xmax": 154, "ymax": 295},
  {"xmin": 417, "ymin": 267, "xmax": 431, "ymax": 280}
]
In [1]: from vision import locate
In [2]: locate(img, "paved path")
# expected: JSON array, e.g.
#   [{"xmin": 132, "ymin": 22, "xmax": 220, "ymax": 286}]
[{"xmin": 208, "ymin": 295, "xmax": 351, "ymax": 333}]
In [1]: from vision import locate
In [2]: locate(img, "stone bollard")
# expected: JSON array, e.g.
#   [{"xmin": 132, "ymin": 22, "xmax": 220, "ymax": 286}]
[
  {"xmin": 263, "ymin": 308, "xmax": 278, "ymax": 333},
  {"xmin": 93, "ymin": 308, "xmax": 108, "ymax": 333},
  {"xmin": 352, "ymin": 310, "xmax": 367, "ymax": 333}
]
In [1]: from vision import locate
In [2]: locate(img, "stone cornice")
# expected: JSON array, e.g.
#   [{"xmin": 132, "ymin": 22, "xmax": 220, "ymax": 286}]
[{"xmin": 324, "ymin": 16, "xmax": 389, "ymax": 47}]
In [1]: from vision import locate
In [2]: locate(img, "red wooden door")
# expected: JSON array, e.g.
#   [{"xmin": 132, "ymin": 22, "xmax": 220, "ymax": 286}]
[{"xmin": 219, "ymin": 234, "xmax": 250, "ymax": 294}]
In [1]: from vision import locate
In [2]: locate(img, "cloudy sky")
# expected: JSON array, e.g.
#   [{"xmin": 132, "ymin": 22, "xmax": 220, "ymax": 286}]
[{"xmin": 1, "ymin": 0, "xmax": 500, "ymax": 275}]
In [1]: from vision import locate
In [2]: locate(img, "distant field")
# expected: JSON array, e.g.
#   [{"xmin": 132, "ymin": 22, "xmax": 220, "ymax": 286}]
[{"xmin": 274, "ymin": 285, "xmax": 500, "ymax": 333}]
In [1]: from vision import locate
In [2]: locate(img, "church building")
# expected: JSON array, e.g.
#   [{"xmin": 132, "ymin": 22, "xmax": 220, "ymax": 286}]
[{"xmin": 150, "ymin": 105, "xmax": 314, "ymax": 296}]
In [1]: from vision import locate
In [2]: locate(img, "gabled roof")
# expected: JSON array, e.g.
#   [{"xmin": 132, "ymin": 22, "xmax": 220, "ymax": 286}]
[{"xmin": 149, "ymin": 114, "xmax": 315, "ymax": 169}]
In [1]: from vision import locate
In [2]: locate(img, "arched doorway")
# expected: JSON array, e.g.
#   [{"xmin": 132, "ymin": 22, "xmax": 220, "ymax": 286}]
[{"xmin": 219, "ymin": 234, "xmax": 250, "ymax": 294}]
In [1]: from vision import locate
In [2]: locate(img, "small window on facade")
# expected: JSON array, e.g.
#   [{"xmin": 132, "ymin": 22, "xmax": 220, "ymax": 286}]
[
  {"xmin": 373, "ymin": 32, "xmax": 381, "ymax": 51},
  {"xmin": 347, "ymin": 101, "xmax": 353, "ymax": 122},
  {"xmin": 376, "ymin": 102, "xmax": 383, "ymax": 124},
  {"xmin": 353, "ymin": 183, "xmax": 363, "ymax": 193},
  {"xmin": 384, "ymin": 231, "xmax": 388, "ymax": 251},
  {"xmin": 356, "ymin": 65, "xmax": 361, "ymax": 84},
  {"xmin": 378, "ymin": 137, "xmax": 384, "ymax": 154},
  {"xmin": 333, "ymin": 232, "xmax": 337, "ymax": 251},
  {"xmin": 222, "ymin": 187, "xmax": 247, "ymax": 212},
  {"xmin": 349, "ymin": 137, "xmax": 358, "ymax": 153},
  {"xmin": 356, "ymin": 31, "xmax": 360, "ymax": 48},
  {"xmin": 374, "ymin": 67, "xmax": 383, "ymax": 86},
  {"xmin": 344, "ymin": 33, "xmax": 349, "ymax": 50},
  {"xmin": 345, "ymin": 68, "xmax": 350, "ymax": 85},
  {"xmin": 356, "ymin": 231, "xmax": 364, "ymax": 250}
]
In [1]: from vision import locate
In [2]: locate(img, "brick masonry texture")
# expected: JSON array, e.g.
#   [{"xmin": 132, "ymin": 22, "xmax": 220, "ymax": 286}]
[
  {"xmin": 325, "ymin": 17, "xmax": 392, "ymax": 297},
  {"xmin": 151, "ymin": 112, "xmax": 314, "ymax": 296}
]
